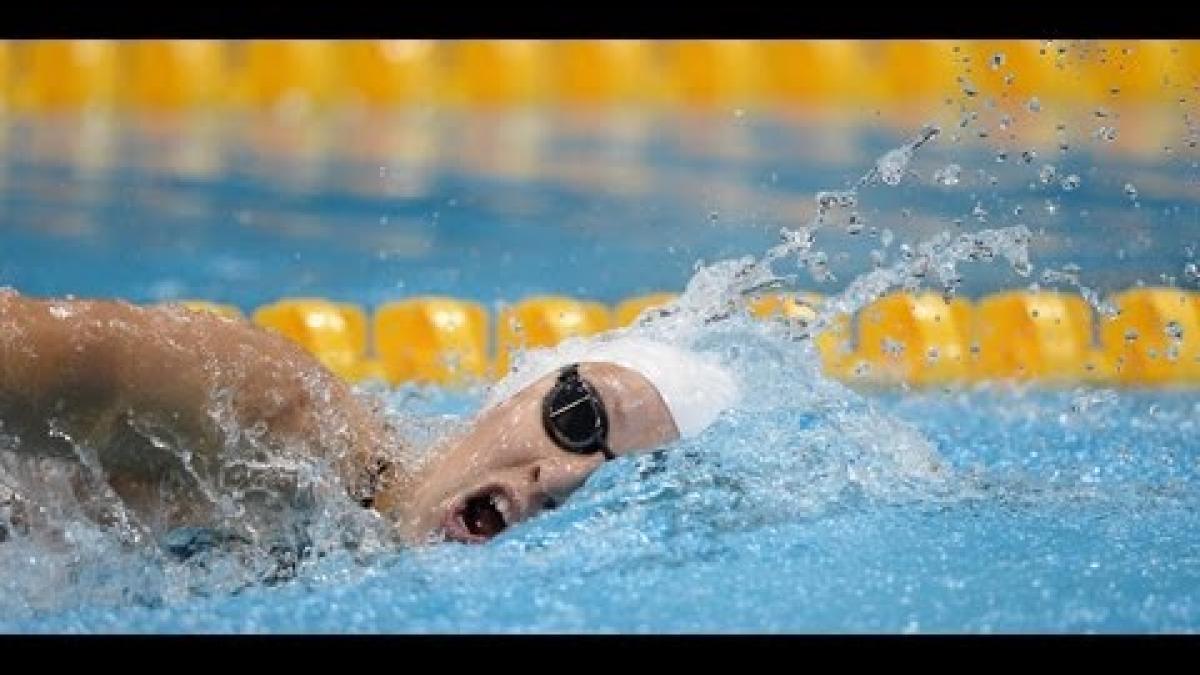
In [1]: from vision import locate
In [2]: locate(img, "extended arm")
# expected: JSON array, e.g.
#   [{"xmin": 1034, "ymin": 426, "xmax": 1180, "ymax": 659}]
[{"xmin": 0, "ymin": 291, "xmax": 391, "ymax": 501}]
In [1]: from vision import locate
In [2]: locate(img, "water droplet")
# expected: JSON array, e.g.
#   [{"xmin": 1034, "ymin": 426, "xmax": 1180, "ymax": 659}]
[
  {"xmin": 815, "ymin": 191, "xmax": 857, "ymax": 210},
  {"xmin": 1060, "ymin": 174, "xmax": 1081, "ymax": 191},
  {"xmin": 1027, "ymin": 97, "xmax": 1042, "ymax": 113},
  {"xmin": 933, "ymin": 163, "xmax": 961, "ymax": 186},
  {"xmin": 847, "ymin": 212, "xmax": 865, "ymax": 235},
  {"xmin": 972, "ymin": 203, "xmax": 989, "ymax": 221},
  {"xmin": 1039, "ymin": 164, "xmax": 1058, "ymax": 184},
  {"xmin": 1124, "ymin": 183, "xmax": 1138, "ymax": 200},
  {"xmin": 1184, "ymin": 263, "xmax": 1199, "ymax": 281},
  {"xmin": 1124, "ymin": 328, "xmax": 1139, "ymax": 343},
  {"xmin": 995, "ymin": 151, "xmax": 1008, "ymax": 163},
  {"xmin": 990, "ymin": 52, "xmax": 1006, "ymax": 70},
  {"xmin": 1165, "ymin": 321, "xmax": 1184, "ymax": 341},
  {"xmin": 1022, "ymin": 150, "xmax": 1037, "ymax": 164},
  {"xmin": 1094, "ymin": 126, "xmax": 1119, "ymax": 142}
]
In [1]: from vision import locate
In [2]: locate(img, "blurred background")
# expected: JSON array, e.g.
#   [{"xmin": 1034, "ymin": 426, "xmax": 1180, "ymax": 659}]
[{"xmin": 0, "ymin": 40, "xmax": 1196, "ymax": 385}]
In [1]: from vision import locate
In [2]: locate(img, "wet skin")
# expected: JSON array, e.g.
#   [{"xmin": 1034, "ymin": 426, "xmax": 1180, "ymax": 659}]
[
  {"xmin": 0, "ymin": 292, "xmax": 679, "ymax": 544},
  {"xmin": 382, "ymin": 362, "xmax": 680, "ymax": 544}
]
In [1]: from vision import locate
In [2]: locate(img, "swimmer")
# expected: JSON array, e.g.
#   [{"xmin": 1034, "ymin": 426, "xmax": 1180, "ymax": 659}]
[{"xmin": 0, "ymin": 291, "xmax": 739, "ymax": 547}]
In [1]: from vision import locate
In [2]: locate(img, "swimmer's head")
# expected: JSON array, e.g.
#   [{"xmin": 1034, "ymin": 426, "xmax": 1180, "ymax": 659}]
[{"xmin": 388, "ymin": 361, "xmax": 680, "ymax": 544}]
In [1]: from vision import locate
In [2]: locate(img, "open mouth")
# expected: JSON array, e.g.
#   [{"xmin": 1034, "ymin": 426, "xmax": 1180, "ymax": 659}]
[{"xmin": 445, "ymin": 485, "xmax": 515, "ymax": 543}]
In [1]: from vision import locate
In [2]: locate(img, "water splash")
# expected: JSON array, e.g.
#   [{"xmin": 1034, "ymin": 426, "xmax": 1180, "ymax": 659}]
[{"xmin": 0, "ymin": 122, "xmax": 1102, "ymax": 624}]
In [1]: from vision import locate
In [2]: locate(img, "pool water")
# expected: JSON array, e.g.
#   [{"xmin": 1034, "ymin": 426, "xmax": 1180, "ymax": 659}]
[
  {"xmin": 5, "ymin": 384, "xmax": 1197, "ymax": 633},
  {"xmin": 1, "ymin": 100, "xmax": 1199, "ymax": 632}
]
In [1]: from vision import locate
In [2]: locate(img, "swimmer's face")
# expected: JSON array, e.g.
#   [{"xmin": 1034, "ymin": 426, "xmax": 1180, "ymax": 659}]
[{"xmin": 393, "ymin": 362, "xmax": 679, "ymax": 544}]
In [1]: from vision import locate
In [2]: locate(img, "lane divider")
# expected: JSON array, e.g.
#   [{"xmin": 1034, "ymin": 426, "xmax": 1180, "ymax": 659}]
[
  {"xmin": 853, "ymin": 292, "xmax": 974, "ymax": 386},
  {"xmin": 3, "ymin": 40, "xmax": 1193, "ymax": 113},
  {"xmin": 174, "ymin": 288, "xmax": 1200, "ymax": 389},
  {"xmin": 1100, "ymin": 287, "xmax": 1200, "ymax": 385},
  {"xmin": 374, "ymin": 297, "xmax": 489, "ymax": 385},
  {"xmin": 973, "ymin": 291, "xmax": 1112, "ymax": 383},
  {"xmin": 250, "ymin": 298, "xmax": 378, "ymax": 382},
  {"xmin": 494, "ymin": 295, "xmax": 612, "ymax": 377},
  {"xmin": 748, "ymin": 293, "xmax": 856, "ymax": 379}
]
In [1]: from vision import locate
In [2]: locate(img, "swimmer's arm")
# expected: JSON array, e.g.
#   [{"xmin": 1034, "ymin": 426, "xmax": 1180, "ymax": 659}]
[{"xmin": 0, "ymin": 292, "xmax": 388, "ymax": 487}]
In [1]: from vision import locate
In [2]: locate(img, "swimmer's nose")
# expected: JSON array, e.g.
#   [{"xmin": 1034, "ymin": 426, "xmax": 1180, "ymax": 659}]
[{"xmin": 527, "ymin": 457, "xmax": 597, "ymax": 510}]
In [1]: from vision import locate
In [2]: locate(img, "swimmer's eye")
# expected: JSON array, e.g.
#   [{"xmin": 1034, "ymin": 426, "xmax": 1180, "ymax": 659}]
[{"xmin": 543, "ymin": 496, "xmax": 560, "ymax": 511}]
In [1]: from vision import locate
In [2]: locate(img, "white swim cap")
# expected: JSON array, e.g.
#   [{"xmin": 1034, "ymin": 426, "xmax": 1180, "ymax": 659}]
[{"xmin": 486, "ymin": 335, "xmax": 740, "ymax": 439}]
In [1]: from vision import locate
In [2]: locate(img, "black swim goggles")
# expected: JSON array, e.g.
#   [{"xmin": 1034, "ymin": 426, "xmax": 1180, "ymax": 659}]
[{"xmin": 541, "ymin": 364, "xmax": 616, "ymax": 461}]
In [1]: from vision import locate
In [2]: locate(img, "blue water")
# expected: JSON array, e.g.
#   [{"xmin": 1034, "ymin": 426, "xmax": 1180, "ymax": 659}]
[
  {"xmin": 4, "ymin": 388, "xmax": 1198, "ymax": 633},
  {"xmin": 1, "ymin": 104, "xmax": 1199, "ymax": 632},
  {"xmin": 2, "ymin": 108, "xmax": 1197, "ymax": 308}
]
